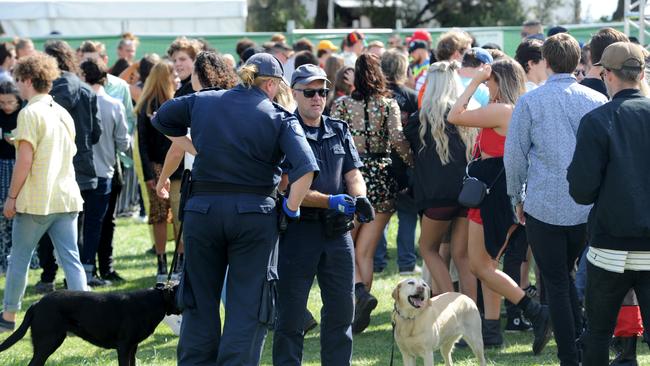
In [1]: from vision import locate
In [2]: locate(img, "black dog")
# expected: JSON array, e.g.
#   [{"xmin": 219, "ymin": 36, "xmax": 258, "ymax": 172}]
[{"xmin": 0, "ymin": 284, "xmax": 180, "ymax": 366}]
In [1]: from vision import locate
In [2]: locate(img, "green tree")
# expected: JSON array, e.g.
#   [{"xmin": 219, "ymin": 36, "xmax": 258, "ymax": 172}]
[
  {"xmin": 399, "ymin": 0, "xmax": 526, "ymax": 28},
  {"xmin": 248, "ymin": 0, "xmax": 311, "ymax": 31}
]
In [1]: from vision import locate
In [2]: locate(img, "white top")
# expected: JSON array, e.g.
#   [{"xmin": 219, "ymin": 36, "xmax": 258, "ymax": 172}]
[{"xmin": 587, "ymin": 246, "xmax": 650, "ymax": 273}]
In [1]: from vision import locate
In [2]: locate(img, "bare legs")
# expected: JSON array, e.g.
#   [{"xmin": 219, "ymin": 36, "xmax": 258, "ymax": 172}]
[{"xmin": 353, "ymin": 212, "xmax": 392, "ymax": 291}]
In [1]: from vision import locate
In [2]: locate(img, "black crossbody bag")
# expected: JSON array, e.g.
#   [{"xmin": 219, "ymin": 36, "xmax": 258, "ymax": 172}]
[{"xmin": 457, "ymin": 132, "xmax": 504, "ymax": 208}]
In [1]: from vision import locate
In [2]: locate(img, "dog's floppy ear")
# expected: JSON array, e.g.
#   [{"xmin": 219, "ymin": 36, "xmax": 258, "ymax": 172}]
[{"xmin": 392, "ymin": 283, "xmax": 401, "ymax": 302}]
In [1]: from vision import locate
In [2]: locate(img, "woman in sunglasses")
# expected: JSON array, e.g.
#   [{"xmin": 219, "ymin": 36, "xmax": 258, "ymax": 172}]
[{"xmin": 331, "ymin": 53, "xmax": 413, "ymax": 334}]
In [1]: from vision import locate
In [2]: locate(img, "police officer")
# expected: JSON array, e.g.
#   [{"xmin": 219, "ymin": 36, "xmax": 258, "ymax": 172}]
[
  {"xmin": 272, "ymin": 64, "xmax": 375, "ymax": 366},
  {"xmin": 152, "ymin": 53, "xmax": 319, "ymax": 366}
]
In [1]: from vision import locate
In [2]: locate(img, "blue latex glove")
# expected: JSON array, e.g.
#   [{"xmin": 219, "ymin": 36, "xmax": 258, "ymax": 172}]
[
  {"xmin": 328, "ymin": 194, "xmax": 356, "ymax": 215},
  {"xmin": 282, "ymin": 197, "xmax": 300, "ymax": 218}
]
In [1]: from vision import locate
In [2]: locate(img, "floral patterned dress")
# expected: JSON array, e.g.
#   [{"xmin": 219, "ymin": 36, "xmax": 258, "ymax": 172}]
[{"xmin": 331, "ymin": 95, "xmax": 413, "ymax": 213}]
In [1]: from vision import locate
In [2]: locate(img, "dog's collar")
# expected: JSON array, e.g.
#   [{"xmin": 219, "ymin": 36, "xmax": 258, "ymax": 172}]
[{"xmin": 393, "ymin": 303, "xmax": 417, "ymax": 321}]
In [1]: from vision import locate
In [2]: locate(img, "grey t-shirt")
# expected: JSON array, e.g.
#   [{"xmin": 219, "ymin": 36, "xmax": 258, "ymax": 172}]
[{"xmin": 93, "ymin": 88, "xmax": 130, "ymax": 179}]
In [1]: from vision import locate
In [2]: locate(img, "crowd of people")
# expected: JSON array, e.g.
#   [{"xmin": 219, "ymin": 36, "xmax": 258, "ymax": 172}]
[{"xmin": 0, "ymin": 20, "xmax": 648, "ymax": 366}]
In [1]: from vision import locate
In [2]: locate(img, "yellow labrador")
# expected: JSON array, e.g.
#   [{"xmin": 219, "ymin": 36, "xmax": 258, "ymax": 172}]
[{"xmin": 391, "ymin": 278, "xmax": 486, "ymax": 366}]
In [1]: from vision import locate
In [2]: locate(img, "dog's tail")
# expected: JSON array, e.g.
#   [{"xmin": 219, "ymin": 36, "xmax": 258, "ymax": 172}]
[{"xmin": 0, "ymin": 303, "xmax": 34, "ymax": 352}]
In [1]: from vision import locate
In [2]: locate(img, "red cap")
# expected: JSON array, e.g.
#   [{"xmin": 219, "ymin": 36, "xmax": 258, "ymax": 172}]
[{"xmin": 412, "ymin": 29, "xmax": 432, "ymax": 42}]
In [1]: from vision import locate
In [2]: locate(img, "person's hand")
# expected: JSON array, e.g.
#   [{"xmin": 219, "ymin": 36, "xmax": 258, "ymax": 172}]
[
  {"xmin": 146, "ymin": 179, "xmax": 156, "ymax": 190},
  {"xmin": 355, "ymin": 196, "xmax": 375, "ymax": 223},
  {"xmin": 516, "ymin": 203, "xmax": 526, "ymax": 225},
  {"xmin": 472, "ymin": 65, "xmax": 492, "ymax": 84},
  {"xmin": 282, "ymin": 197, "xmax": 300, "ymax": 218},
  {"xmin": 328, "ymin": 194, "xmax": 356, "ymax": 215},
  {"xmin": 156, "ymin": 178, "xmax": 171, "ymax": 199},
  {"xmin": 3, "ymin": 197, "xmax": 16, "ymax": 219}
]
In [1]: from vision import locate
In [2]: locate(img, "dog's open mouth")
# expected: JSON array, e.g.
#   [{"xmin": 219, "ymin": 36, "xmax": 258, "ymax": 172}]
[{"xmin": 407, "ymin": 294, "xmax": 425, "ymax": 308}]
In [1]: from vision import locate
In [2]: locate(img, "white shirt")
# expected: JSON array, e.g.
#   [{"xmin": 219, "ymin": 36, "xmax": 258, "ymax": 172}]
[{"xmin": 587, "ymin": 247, "xmax": 650, "ymax": 273}]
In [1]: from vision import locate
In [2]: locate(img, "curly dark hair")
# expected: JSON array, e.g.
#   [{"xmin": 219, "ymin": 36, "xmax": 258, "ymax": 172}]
[
  {"xmin": 80, "ymin": 57, "xmax": 108, "ymax": 86},
  {"xmin": 44, "ymin": 39, "xmax": 79, "ymax": 74},
  {"xmin": 351, "ymin": 53, "xmax": 388, "ymax": 101},
  {"xmin": 194, "ymin": 51, "xmax": 238, "ymax": 90}
]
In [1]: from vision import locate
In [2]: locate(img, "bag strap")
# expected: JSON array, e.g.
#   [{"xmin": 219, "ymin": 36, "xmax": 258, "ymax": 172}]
[{"xmin": 486, "ymin": 167, "xmax": 505, "ymax": 194}]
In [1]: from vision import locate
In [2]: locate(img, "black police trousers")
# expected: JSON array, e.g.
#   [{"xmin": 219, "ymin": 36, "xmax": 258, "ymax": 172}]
[
  {"xmin": 273, "ymin": 219, "xmax": 354, "ymax": 366},
  {"xmin": 177, "ymin": 194, "xmax": 277, "ymax": 366}
]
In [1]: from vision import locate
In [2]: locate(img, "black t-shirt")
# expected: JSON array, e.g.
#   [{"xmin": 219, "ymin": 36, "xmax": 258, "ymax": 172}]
[
  {"xmin": 0, "ymin": 109, "xmax": 18, "ymax": 160},
  {"xmin": 580, "ymin": 78, "xmax": 608, "ymax": 98},
  {"xmin": 388, "ymin": 83, "xmax": 419, "ymax": 126}
]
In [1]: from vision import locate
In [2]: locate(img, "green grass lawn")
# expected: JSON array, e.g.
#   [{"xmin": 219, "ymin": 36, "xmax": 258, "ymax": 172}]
[{"xmin": 0, "ymin": 217, "xmax": 648, "ymax": 365}]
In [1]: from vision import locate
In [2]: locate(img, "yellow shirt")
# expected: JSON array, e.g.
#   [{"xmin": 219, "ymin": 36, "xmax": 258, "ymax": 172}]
[{"xmin": 13, "ymin": 94, "xmax": 83, "ymax": 214}]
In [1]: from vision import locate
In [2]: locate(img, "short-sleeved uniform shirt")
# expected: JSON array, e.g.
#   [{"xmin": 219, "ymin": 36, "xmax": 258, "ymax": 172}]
[
  {"xmin": 14, "ymin": 94, "xmax": 83, "ymax": 214},
  {"xmin": 152, "ymin": 85, "xmax": 319, "ymax": 190},
  {"xmin": 282, "ymin": 113, "xmax": 363, "ymax": 195}
]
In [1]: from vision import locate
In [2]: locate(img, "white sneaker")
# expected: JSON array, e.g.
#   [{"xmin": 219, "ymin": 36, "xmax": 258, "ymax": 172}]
[
  {"xmin": 163, "ymin": 314, "xmax": 182, "ymax": 335},
  {"xmin": 399, "ymin": 265, "xmax": 423, "ymax": 275}
]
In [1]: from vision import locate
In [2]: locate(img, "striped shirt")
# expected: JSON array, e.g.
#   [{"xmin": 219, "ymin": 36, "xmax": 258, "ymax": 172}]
[{"xmin": 587, "ymin": 247, "xmax": 650, "ymax": 273}]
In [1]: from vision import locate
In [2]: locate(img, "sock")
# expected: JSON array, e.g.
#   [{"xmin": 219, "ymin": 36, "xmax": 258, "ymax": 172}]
[
  {"xmin": 157, "ymin": 254, "xmax": 168, "ymax": 274},
  {"xmin": 516, "ymin": 294, "xmax": 531, "ymax": 312}
]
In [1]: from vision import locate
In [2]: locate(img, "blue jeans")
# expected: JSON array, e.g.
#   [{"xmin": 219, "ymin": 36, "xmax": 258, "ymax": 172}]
[
  {"xmin": 80, "ymin": 178, "xmax": 112, "ymax": 269},
  {"xmin": 4, "ymin": 212, "xmax": 87, "ymax": 312},
  {"xmin": 374, "ymin": 208, "xmax": 418, "ymax": 271}
]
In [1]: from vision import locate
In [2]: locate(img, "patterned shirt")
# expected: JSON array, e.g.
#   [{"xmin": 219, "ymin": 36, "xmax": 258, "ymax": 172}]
[
  {"xmin": 13, "ymin": 94, "xmax": 83, "ymax": 215},
  {"xmin": 504, "ymin": 73, "xmax": 607, "ymax": 226}
]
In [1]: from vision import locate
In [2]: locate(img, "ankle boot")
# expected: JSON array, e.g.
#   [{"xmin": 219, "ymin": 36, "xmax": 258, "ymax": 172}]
[
  {"xmin": 157, "ymin": 254, "xmax": 168, "ymax": 275},
  {"xmin": 520, "ymin": 297, "xmax": 552, "ymax": 355},
  {"xmin": 481, "ymin": 319, "xmax": 503, "ymax": 347},
  {"xmin": 352, "ymin": 283, "xmax": 377, "ymax": 334},
  {"xmin": 610, "ymin": 336, "xmax": 638, "ymax": 366}
]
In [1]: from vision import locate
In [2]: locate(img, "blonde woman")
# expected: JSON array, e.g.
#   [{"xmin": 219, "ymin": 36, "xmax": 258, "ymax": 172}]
[
  {"xmin": 448, "ymin": 58, "xmax": 551, "ymax": 352},
  {"xmin": 403, "ymin": 61, "xmax": 477, "ymax": 300},
  {"xmin": 134, "ymin": 61, "xmax": 177, "ymax": 282}
]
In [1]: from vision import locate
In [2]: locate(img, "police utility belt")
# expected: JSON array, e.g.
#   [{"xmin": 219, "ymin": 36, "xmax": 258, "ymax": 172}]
[
  {"xmin": 190, "ymin": 181, "xmax": 278, "ymax": 199},
  {"xmin": 300, "ymin": 207, "xmax": 355, "ymax": 238}
]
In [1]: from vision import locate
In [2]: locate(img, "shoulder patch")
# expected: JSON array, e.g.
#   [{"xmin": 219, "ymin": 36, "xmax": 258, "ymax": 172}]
[
  {"xmin": 290, "ymin": 120, "xmax": 305, "ymax": 137},
  {"xmin": 271, "ymin": 101, "xmax": 294, "ymax": 117}
]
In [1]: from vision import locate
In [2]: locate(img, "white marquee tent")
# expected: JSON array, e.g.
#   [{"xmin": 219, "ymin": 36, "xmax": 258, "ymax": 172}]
[{"xmin": 0, "ymin": 0, "xmax": 247, "ymax": 37}]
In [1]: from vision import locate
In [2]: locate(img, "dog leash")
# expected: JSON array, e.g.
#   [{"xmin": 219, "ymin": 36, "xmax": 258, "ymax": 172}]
[
  {"xmin": 166, "ymin": 169, "xmax": 191, "ymax": 285},
  {"xmin": 389, "ymin": 321, "xmax": 396, "ymax": 366}
]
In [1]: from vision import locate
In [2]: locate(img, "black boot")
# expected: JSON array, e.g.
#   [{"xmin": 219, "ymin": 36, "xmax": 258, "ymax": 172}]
[
  {"xmin": 303, "ymin": 308, "xmax": 318, "ymax": 335},
  {"xmin": 156, "ymin": 254, "xmax": 168, "ymax": 283},
  {"xmin": 518, "ymin": 296, "xmax": 552, "ymax": 355},
  {"xmin": 352, "ymin": 283, "xmax": 377, "ymax": 334},
  {"xmin": 610, "ymin": 337, "xmax": 638, "ymax": 366},
  {"xmin": 482, "ymin": 319, "xmax": 504, "ymax": 347}
]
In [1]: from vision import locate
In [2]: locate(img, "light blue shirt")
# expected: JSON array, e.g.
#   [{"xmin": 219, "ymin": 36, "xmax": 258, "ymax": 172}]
[
  {"xmin": 460, "ymin": 76, "xmax": 490, "ymax": 107},
  {"xmin": 105, "ymin": 74, "xmax": 135, "ymax": 134},
  {"xmin": 504, "ymin": 73, "xmax": 607, "ymax": 226}
]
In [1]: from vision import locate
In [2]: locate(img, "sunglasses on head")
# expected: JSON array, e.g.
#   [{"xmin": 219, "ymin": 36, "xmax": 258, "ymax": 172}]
[{"xmin": 295, "ymin": 88, "xmax": 330, "ymax": 98}]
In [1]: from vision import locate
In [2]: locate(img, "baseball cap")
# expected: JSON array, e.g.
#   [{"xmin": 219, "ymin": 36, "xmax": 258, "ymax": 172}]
[
  {"xmin": 411, "ymin": 29, "xmax": 432, "ymax": 42},
  {"xmin": 408, "ymin": 40, "xmax": 427, "ymax": 54},
  {"xmin": 317, "ymin": 40, "xmax": 339, "ymax": 52},
  {"xmin": 291, "ymin": 64, "xmax": 329, "ymax": 87},
  {"xmin": 246, "ymin": 53, "xmax": 285, "ymax": 79},
  {"xmin": 472, "ymin": 47, "xmax": 494, "ymax": 65},
  {"xmin": 595, "ymin": 42, "xmax": 646, "ymax": 70}
]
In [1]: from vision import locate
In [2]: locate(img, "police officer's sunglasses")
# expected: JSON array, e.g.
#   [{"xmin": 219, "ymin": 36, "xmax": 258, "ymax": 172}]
[{"xmin": 295, "ymin": 88, "xmax": 330, "ymax": 98}]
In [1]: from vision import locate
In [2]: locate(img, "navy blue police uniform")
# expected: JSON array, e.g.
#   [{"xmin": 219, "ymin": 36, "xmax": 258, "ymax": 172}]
[
  {"xmin": 152, "ymin": 54, "xmax": 319, "ymax": 366},
  {"xmin": 272, "ymin": 111, "xmax": 363, "ymax": 365}
]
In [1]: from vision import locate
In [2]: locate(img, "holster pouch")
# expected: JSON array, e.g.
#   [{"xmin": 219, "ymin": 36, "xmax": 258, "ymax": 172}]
[
  {"xmin": 321, "ymin": 210, "xmax": 355, "ymax": 238},
  {"xmin": 178, "ymin": 169, "xmax": 192, "ymax": 222},
  {"xmin": 259, "ymin": 240, "xmax": 279, "ymax": 329}
]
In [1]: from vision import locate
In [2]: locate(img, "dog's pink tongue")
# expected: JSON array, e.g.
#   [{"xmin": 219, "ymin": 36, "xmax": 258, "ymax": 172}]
[{"xmin": 413, "ymin": 298, "xmax": 424, "ymax": 307}]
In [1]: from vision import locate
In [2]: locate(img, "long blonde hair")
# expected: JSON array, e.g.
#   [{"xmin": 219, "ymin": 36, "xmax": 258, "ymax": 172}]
[
  {"xmin": 134, "ymin": 61, "xmax": 175, "ymax": 116},
  {"xmin": 420, "ymin": 61, "xmax": 477, "ymax": 164},
  {"xmin": 238, "ymin": 64, "xmax": 280, "ymax": 89}
]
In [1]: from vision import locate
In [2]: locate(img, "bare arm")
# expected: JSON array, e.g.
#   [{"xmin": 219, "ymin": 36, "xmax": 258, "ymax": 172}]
[
  {"xmin": 3, "ymin": 141, "xmax": 34, "ymax": 218},
  {"xmin": 344, "ymin": 169, "xmax": 366, "ymax": 197},
  {"xmin": 448, "ymin": 65, "xmax": 511, "ymax": 132},
  {"xmin": 286, "ymin": 172, "xmax": 315, "ymax": 211},
  {"xmin": 156, "ymin": 142, "xmax": 186, "ymax": 198},
  {"xmin": 167, "ymin": 135, "xmax": 197, "ymax": 156}
]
